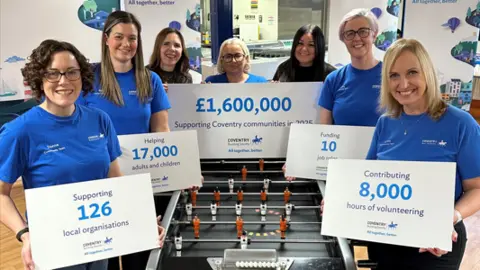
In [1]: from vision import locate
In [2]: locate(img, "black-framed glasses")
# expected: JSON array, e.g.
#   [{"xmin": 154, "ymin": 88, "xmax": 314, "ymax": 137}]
[
  {"xmin": 343, "ymin": 28, "xmax": 372, "ymax": 40},
  {"xmin": 222, "ymin": 53, "xmax": 245, "ymax": 63},
  {"xmin": 44, "ymin": 69, "xmax": 81, "ymax": 83}
]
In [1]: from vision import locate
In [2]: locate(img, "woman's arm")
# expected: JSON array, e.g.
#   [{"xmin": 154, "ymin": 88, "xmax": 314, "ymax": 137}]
[
  {"xmin": 0, "ymin": 181, "xmax": 27, "ymax": 236},
  {"xmin": 108, "ymin": 159, "xmax": 123, "ymax": 178},
  {"xmin": 455, "ymin": 177, "xmax": 480, "ymax": 222},
  {"xmin": 319, "ymin": 107, "xmax": 333, "ymax": 125},
  {"xmin": 150, "ymin": 111, "xmax": 170, "ymax": 132}
]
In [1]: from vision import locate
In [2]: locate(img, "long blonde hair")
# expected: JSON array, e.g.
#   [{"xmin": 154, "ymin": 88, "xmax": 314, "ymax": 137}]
[
  {"xmin": 100, "ymin": 10, "xmax": 151, "ymax": 106},
  {"xmin": 380, "ymin": 38, "xmax": 447, "ymax": 120}
]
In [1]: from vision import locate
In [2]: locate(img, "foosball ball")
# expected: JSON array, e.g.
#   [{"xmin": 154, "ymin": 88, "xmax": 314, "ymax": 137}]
[{"xmin": 146, "ymin": 159, "xmax": 356, "ymax": 270}]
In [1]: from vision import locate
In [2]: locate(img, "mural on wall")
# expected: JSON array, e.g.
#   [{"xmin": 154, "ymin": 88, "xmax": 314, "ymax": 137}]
[
  {"xmin": 386, "ymin": 0, "xmax": 401, "ymax": 17},
  {"xmin": 77, "ymin": 0, "xmax": 121, "ymax": 31},
  {"xmin": 404, "ymin": 0, "xmax": 479, "ymax": 112},
  {"xmin": 450, "ymin": 36, "xmax": 477, "ymax": 67},
  {"xmin": 465, "ymin": 1, "xmax": 480, "ymax": 27},
  {"xmin": 186, "ymin": 3, "xmax": 201, "ymax": 32},
  {"xmin": 0, "ymin": 56, "xmax": 25, "ymax": 100}
]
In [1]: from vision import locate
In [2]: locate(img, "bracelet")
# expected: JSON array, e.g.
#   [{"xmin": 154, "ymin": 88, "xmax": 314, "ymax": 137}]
[{"xmin": 16, "ymin": 227, "xmax": 29, "ymax": 242}]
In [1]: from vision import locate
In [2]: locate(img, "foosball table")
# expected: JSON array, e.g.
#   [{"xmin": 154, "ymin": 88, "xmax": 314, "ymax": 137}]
[{"xmin": 145, "ymin": 158, "xmax": 357, "ymax": 270}]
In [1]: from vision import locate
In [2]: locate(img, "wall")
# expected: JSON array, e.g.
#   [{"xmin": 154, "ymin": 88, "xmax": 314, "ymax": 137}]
[
  {"xmin": 0, "ymin": 0, "xmax": 120, "ymax": 101},
  {"xmin": 233, "ymin": 0, "xmax": 278, "ymax": 41}
]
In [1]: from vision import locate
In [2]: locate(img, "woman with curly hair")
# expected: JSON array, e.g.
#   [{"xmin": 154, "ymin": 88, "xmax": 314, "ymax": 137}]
[{"xmin": 0, "ymin": 39, "xmax": 124, "ymax": 270}]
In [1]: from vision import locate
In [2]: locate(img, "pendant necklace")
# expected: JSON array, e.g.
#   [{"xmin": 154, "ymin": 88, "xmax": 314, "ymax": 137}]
[{"xmin": 400, "ymin": 113, "xmax": 426, "ymax": 135}]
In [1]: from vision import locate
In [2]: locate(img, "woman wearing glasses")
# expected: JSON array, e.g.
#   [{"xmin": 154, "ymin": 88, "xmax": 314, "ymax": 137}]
[
  {"xmin": 0, "ymin": 40, "xmax": 123, "ymax": 270},
  {"xmin": 318, "ymin": 8, "xmax": 383, "ymax": 126},
  {"xmin": 284, "ymin": 9, "xmax": 383, "ymax": 180},
  {"xmin": 205, "ymin": 38, "xmax": 268, "ymax": 83}
]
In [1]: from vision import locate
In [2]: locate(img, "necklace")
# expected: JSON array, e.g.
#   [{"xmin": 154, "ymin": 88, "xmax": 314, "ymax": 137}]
[{"xmin": 400, "ymin": 113, "xmax": 426, "ymax": 135}]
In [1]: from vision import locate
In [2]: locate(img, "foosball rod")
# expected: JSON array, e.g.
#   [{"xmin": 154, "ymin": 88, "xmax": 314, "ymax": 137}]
[
  {"xmin": 173, "ymin": 221, "xmax": 321, "ymax": 225},
  {"xmin": 203, "ymin": 180, "xmax": 312, "ymax": 184},
  {"xmin": 182, "ymin": 205, "xmax": 320, "ymax": 210},
  {"xmin": 201, "ymin": 160, "xmax": 285, "ymax": 165},
  {"xmin": 202, "ymin": 170, "xmax": 282, "ymax": 174},
  {"xmin": 166, "ymin": 238, "xmax": 331, "ymax": 244},
  {"xmin": 195, "ymin": 192, "xmax": 319, "ymax": 196}
]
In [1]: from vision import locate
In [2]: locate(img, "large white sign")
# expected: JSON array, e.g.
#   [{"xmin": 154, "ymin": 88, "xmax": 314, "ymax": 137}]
[
  {"xmin": 168, "ymin": 83, "xmax": 322, "ymax": 159},
  {"xmin": 117, "ymin": 130, "xmax": 202, "ymax": 193},
  {"xmin": 403, "ymin": 0, "xmax": 478, "ymax": 111},
  {"xmin": 25, "ymin": 173, "xmax": 158, "ymax": 270},
  {"xmin": 321, "ymin": 159, "xmax": 456, "ymax": 251},
  {"xmin": 285, "ymin": 124, "xmax": 375, "ymax": 180}
]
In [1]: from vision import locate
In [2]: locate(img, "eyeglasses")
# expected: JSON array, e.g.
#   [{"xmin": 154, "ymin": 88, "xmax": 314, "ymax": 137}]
[
  {"xmin": 343, "ymin": 28, "xmax": 372, "ymax": 40},
  {"xmin": 44, "ymin": 69, "xmax": 81, "ymax": 83},
  {"xmin": 222, "ymin": 53, "xmax": 245, "ymax": 63}
]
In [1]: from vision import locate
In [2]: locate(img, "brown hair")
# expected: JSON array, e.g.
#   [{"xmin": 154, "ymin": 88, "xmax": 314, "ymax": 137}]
[
  {"xmin": 380, "ymin": 38, "xmax": 447, "ymax": 120},
  {"xmin": 148, "ymin": 27, "xmax": 190, "ymax": 75},
  {"xmin": 100, "ymin": 10, "xmax": 151, "ymax": 106},
  {"xmin": 21, "ymin": 39, "xmax": 94, "ymax": 100}
]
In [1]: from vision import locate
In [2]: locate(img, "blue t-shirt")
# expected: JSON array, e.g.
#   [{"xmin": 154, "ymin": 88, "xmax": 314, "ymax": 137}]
[
  {"xmin": 366, "ymin": 105, "xmax": 480, "ymax": 201},
  {"xmin": 318, "ymin": 62, "xmax": 382, "ymax": 126},
  {"xmin": 0, "ymin": 105, "xmax": 122, "ymax": 189},
  {"xmin": 77, "ymin": 66, "xmax": 171, "ymax": 135},
  {"xmin": 205, "ymin": 73, "xmax": 268, "ymax": 83}
]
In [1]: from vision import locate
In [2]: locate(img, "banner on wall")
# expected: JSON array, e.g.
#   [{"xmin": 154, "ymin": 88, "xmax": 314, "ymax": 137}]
[
  {"xmin": 403, "ymin": 0, "xmax": 480, "ymax": 111},
  {"xmin": 0, "ymin": 0, "xmax": 120, "ymax": 102},
  {"xmin": 124, "ymin": 0, "xmax": 202, "ymax": 82},
  {"xmin": 167, "ymin": 83, "xmax": 322, "ymax": 159},
  {"xmin": 327, "ymin": 0, "xmax": 400, "ymax": 67}
]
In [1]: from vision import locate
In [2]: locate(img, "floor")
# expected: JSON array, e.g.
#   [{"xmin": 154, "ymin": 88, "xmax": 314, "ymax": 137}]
[{"xmin": 1, "ymin": 180, "xmax": 479, "ymax": 270}]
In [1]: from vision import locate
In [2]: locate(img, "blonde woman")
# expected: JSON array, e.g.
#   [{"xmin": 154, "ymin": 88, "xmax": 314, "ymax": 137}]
[
  {"xmin": 205, "ymin": 38, "xmax": 267, "ymax": 83},
  {"xmin": 366, "ymin": 38, "xmax": 480, "ymax": 269}
]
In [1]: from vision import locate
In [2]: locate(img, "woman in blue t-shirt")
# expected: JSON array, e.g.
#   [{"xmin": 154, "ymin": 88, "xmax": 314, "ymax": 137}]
[
  {"xmin": 77, "ymin": 10, "xmax": 171, "ymax": 135},
  {"xmin": 366, "ymin": 38, "xmax": 480, "ymax": 269},
  {"xmin": 318, "ymin": 8, "xmax": 383, "ymax": 127},
  {"xmin": 0, "ymin": 40, "xmax": 125, "ymax": 270},
  {"xmin": 284, "ymin": 8, "xmax": 383, "ymax": 179},
  {"xmin": 205, "ymin": 38, "xmax": 267, "ymax": 83}
]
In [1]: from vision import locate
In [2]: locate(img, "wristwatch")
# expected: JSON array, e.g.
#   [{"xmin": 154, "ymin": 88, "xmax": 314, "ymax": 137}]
[
  {"xmin": 454, "ymin": 210, "xmax": 463, "ymax": 225},
  {"xmin": 16, "ymin": 227, "xmax": 29, "ymax": 242}
]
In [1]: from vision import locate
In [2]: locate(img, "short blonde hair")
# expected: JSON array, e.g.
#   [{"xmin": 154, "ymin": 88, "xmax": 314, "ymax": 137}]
[
  {"xmin": 216, "ymin": 38, "xmax": 251, "ymax": 74},
  {"xmin": 338, "ymin": 8, "xmax": 379, "ymax": 42},
  {"xmin": 380, "ymin": 38, "xmax": 447, "ymax": 119}
]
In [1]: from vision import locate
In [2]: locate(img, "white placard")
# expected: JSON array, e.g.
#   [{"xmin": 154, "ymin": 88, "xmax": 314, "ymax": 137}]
[
  {"xmin": 168, "ymin": 82, "xmax": 322, "ymax": 159},
  {"xmin": 117, "ymin": 130, "xmax": 202, "ymax": 193},
  {"xmin": 25, "ymin": 173, "xmax": 158, "ymax": 270},
  {"xmin": 321, "ymin": 159, "xmax": 456, "ymax": 251},
  {"xmin": 285, "ymin": 124, "xmax": 375, "ymax": 180}
]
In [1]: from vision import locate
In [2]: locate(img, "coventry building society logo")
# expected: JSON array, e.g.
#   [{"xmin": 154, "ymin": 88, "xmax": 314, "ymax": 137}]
[
  {"xmin": 367, "ymin": 220, "xmax": 398, "ymax": 230},
  {"xmin": 227, "ymin": 135, "xmax": 263, "ymax": 146},
  {"xmin": 88, "ymin": 133, "xmax": 105, "ymax": 142}
]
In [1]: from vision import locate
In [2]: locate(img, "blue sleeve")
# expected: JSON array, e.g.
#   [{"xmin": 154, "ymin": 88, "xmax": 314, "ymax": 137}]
[
  {"xmin": 0, "ymin": 125, "xmax": 26, "ymax": 183},
  {"xmin": 457, "ymin": 116, "xmax": 480, "ymax": 181},
  {"xmin": 150, "ymin": 71, "xmax": 171, "ymax": 114},
  {"xmin": 366, "ymin": 118, "xmax": 382, "ymax": 160},
  {"xmin": 205, "ymin": 75, "xmax": 215, "ymax": 83},
  {"xmin": 101, "ymin": 112, "xmax": 122, "ymax": 162},
  {"xmin": 318, "ymin": 73, "xmax": 335, "ymax": 110}
]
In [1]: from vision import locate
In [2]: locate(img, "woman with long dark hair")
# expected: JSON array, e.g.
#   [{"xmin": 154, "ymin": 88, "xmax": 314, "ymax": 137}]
[
  {"xmin": 273, "ymin": 24, "xmax": 335, "ymax": 82},
  {"xmin": 147, "ymin": 27, "xmax": 192, "ymax": 91}
]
